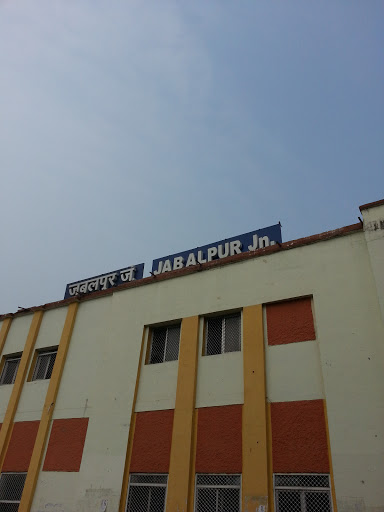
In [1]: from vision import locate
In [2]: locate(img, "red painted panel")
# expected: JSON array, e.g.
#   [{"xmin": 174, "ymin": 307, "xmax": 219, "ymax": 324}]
[
  {"xmin": 271, "ymin": 400, "xmax": 329, "ymax": 473},
  {"xmin": 43, "ymin": 418, "xmax": 89, "ymax": 472},
  {"xmin": 3, "ymin": 421, "xmax": 39, "ymax": 471},
  {"xmin": 267, "ymin": 297, "xmax": 316, "ymax": 345},
  {"xmin": 196, "ymin": 405, "xmax": 242, "ymax": 473},
  {"xmin": 130, "ymin": 410, "xmax": 174, "ymax": 473}
]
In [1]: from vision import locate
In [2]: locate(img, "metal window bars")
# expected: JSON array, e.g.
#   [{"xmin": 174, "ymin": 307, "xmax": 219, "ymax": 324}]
[
  {"xmin": 31, "ymin": 350, "xmax": 57, "ymax": 381},
  {"xmin": 0, "ymin": 472, "xmax": 27, "ymax": 511},
  {"xmin": 126, "ymin": 474, "xmax": 168, "ymax": 512},
  {"xmin": 0, "ymin": 357, "xmax": 21, "ymax": 385},
  {"xmin": 149, "ymin": 325, "xmax": 180, "ymax": 364},
  {"xmin": 274, "ymin": 474, "xmax": 333, "ymax": 512},
  {"xmin": 195, "ymin": 474, "xmax": 241, "ymax": 512},
  {"xmin": 205, "ymin": 314, "xmax": 241, "ymax": 356}
]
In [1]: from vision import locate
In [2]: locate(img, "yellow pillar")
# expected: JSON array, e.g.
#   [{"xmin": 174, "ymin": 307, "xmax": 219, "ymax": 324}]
[
  {"xmin": 0, "ymin": 311, "xmax": 43, "ymax": 471},
  {"xmin": 324, "ymin": 400, "xmax": 338, "ymax": 512},
  {"xmin": 119, "ymin": 327, "xmax": 147, "ymax": 512},
  {"xmin": 166, "ymin": 316, "xmax": 199, "ymax": 512},
  {"xmin": 242, "ymin": 305, "xmax": 269, "ymax": 512},
  {"xmin": 187, "ymin": 409, "xmax": 198, "ymax": 512},
  {"xmin": 0, "ymin": 317, "xmax": 12, "ymax": 356},
  {"xmin": 267, "ymin": 402, "xmax": 274, "ymax": 512},
  {"xmin": 19, "ymin": 303, "xmax": 78, "ymax": 512}
]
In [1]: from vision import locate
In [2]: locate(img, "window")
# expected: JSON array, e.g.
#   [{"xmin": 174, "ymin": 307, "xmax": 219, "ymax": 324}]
[
  {"xmin": 31, "ymin": 349, "xmax": 57, "ymax": 381},
  {"xmin": 148, "ymin": 325, "xmax": 180, "ymax": 364},
  {"xmin": 274, "ymin": 474, "xmax": 332, "ymax": 512},
  {"xmin": 195, "ymin": 474, "xmax": 241, "ymax": 512},
  {"xmin": 0, "ymin": 472, "xmax": 27, "ymax": 511},
  {"xmin": 205, "ymin": 313, "xmax": 241, "ymax": 355},
  {"xmin": 126, "ymin": 474, "xmax": 168, "ymax": 512},
  {"xmin": 0, "ymin": 356, "xmax": 21, "ymax": 385}
]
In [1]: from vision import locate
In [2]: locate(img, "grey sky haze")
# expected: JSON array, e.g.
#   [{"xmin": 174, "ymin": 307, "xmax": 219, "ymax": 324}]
[{"xmin": 1, "ymin": 1, "xmax": 383, "ymax": 314}]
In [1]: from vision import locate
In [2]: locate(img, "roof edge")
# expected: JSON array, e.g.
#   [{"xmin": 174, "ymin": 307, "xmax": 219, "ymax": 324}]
[
  {"xmin": 0, "ymin": 222, "xmax": 363, "ymax": 320},
  {"xmin": 359, "ymin": 198, "xmax": 384, "ymax": 212}
]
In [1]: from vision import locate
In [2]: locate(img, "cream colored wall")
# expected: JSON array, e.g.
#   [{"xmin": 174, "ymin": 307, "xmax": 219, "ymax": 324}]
[
  {"xmin": 265, "ymin": 340, "xmax": 323, "ymax": 403},
  {"xmin": 31, "ymin": 292, "xmax": 148, "ymax": 511},
  {"xmin": 196, "ymin": 352, "xmax": 243, "ymax": 408},
  {"xmin": 34, "ymin": 306, "xmax": 67, "ymax": 350},
  {"xmin": 0, "ymin": 386, "xmax": 12, "ymax": 423},
  {"xmin": 135, "ymin": 327, "xmax": 178, "ymax": 412},
  {"xmin": 1, "ymin": 313, "xmax": 32, "ymax": 354},
  {"xmin": 14, "ymin": 381, "xmax": 48, "ymax": 422},
  {"xmin": 30, "ymin": 473, "xmax": 79, "ymax": 512},
  {"xmin": 0, "ymin": 313, "xmax": 32, "ymax": 422},
  {"xmin": 14, "ymin": 307, "xmax": 68, "ymax": 423},
  {"xmin": 0, "ymin": 226, "xmax": 381, "ymax": 511},
  {"xmin": 309, "ymin": 237, "xmax": 384, "ymax": 511},
  {"xmin": 135, "ymin": 361, "xmax": 178, "ymax": 412},
  {"xmin": 196, "ymin": 316, "xmax": 243, "ymax": 408},
  {"xmin": 361, "ymin": 203, "xmax": 384, "ymax": 325}
]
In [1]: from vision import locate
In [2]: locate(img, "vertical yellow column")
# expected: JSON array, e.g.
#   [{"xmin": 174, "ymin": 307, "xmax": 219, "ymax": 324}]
[
  {"xmin": 187, "ymin": 409, "xmax": 198, "ymax": 512},
  {"xmin": 267, "ymin": 402, "xmax": 274, "ymax": 512},
  {"xmin": 19, "ymin": 302, "xmax": 78, "ymax": 512},
  {"xmin": 0, "ymin": 317, "xmax": 12, "ymax": 356},
  {"xmin": 166, "ymin": 316, "xmax": 199, "ymax": 512},
  {"xmin": 119, "ymin": 327, "xmax": 147, "ymax": 512},
  {"xmin": 242, "ymin": 305, "xmax": 269, "ymax": 512},
  {"xmin": 0, "ymin": 311, "xmax": 43, "ymax": 471},
  {"xmin": 323, "ymin": 401, "xmax": 338, "ymax": 512}
]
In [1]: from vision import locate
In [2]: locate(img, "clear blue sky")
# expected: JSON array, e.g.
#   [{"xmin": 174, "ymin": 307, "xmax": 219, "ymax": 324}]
[{"xmin": 1, "ymin": 1, "xmax": 383, "ymax": 313}]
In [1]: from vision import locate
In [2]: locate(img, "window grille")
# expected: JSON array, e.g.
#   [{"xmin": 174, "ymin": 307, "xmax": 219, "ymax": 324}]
[
  {"xmin": 274, "ymin": 474, "xmax": 332, "ymax": 512},
  {"xmin": 205, "ymin": 314, "xmax": 241, "ymax": 355},
  {"xmin": 148, "ymin": 325, "xmax": 180, "ymax": 364},
  {"xmin": 126, "ymin": 474, "xmax": 168, "ymax": 512},
  {"xmin": 0, "ymin": 472, "xmax": 27, "ymax": 511},
  {"xmin": 31, "ymin": 349, "xmax": 57, "ymax": 381},
  {"xmin": 0, "ymin": 356, "xmax": 21, "ymax": 385},
  {"xmin": 195, "ymin": 474, "xmax": 241, "ymax": 512}
]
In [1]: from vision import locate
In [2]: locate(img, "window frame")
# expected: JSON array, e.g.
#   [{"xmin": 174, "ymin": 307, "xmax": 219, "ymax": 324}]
[
  {"xmin": 273, "ymin": 473, "xmax": 333, "ymax": 512},
  {"xmin": 0, "ymin": 354, "xmax": 22, "ymax": 385},
  {"xmin": 204, "ymin": 312, "xmax": 242, "ymax": 356},
  {"xmin": 0, "ymin": 471, "xmax": 27, "ymax": 508},
  {"xmin": 194, "ymin": 473, "xmax": 241, "ymax": 512},
  {"xmin": 147, "ymin": 324, "xmax": 181, "ymax": 365},
  {"xmin": 31, "ymin": 349, "xmax": 58, "ymax": 381},
  {"xmin": 125, "ymin": 473, "xmax": 168, "ymax": 512}
]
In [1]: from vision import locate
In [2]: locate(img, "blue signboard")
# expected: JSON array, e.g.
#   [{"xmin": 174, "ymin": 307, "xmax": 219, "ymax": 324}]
[
  {"xmin": 151, "ymin": 224, "xmax": 282, "ymax": 275},
  {"xmin": 64, "ymin": 263, "xmax": 145, "ymax": 299}
]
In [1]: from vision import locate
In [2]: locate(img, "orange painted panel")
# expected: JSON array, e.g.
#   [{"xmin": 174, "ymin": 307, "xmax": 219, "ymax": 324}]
[
  {"xmin": 267, "ymin": 297, "xmax": 316, "ymax": 345},
  {"xmin": 3, "ymin": 421, "xmax": 39, "ymax": 471},
  {"xmin": 271, "ymin": 400, "xmax": 329, "ymax": 473},
  {"xmin": 196, "ymin": 405, "xmax": 242, "ymax": 473},
  {"xmin": 130, "ymin": 410, "xmax": 174, "ymax": 473},
  {"xmin": 43, "ymin": 418, "xmax": 89, "ymax": 472}
]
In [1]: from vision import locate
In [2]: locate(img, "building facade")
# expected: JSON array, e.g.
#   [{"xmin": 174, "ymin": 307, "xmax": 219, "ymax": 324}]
[{"xmin": 0, "ymin": 199, "xmax": 383, "ymax": 512}]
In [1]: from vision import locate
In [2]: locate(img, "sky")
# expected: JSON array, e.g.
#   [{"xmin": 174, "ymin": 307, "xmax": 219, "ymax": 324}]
[{"xmin": 1, "ymin": 0, "xmax": 383, "ymax": 314}]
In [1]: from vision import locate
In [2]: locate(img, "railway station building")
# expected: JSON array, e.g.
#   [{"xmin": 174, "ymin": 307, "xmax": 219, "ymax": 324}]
[{"xmin": 0, "ymin": 198, "xmax": 383, "ymax": 512}]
